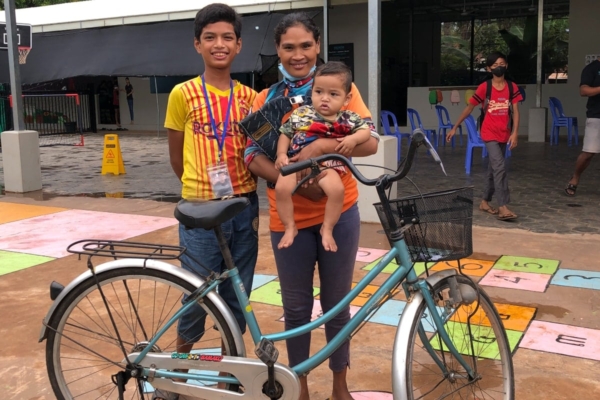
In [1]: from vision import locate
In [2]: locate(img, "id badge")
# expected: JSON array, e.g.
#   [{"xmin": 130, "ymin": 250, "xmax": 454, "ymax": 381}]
[{"xmin": 207, "ymin": 162, "xmax": 234, "ymax": 198}]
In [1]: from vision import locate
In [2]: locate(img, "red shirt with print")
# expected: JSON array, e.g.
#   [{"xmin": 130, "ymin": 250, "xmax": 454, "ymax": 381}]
[{"xmin": 469, "ymin": 81, "xmax": 522, "ymax": 143}]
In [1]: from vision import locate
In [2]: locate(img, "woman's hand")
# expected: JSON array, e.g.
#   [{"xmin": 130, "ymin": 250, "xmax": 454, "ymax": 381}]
[{"xmin": 289, "ymin": 140, "xmax": 327, "ymax": 186}]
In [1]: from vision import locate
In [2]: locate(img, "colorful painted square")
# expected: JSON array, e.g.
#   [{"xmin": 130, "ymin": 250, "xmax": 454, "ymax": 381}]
[
  {"xmin": 451, "ymin": 302, "xmax": 536, "ymax": 332},
  {"xmin": 252, "ymin": 274, "xmax": 277, "ymax": 290},
  {"xmin": 0, "ymin": 203, "xmax": 66, "ymax": 224},
  {"xmin": 368, "ymin": 299, "xmax": 446, "ymax": 333},
  {"xmin": 346, "ymin": 283, "xmax": 401, "ymax": 307},
  {"xmin": 362, "ymin": 257, "xmax": 429, "ymax": 277},
  {"xmin": 250, "ymin": 281, "xmax": 320, "ymax": 307},
  {"xmin": 0, "ymin": 250, "xmax": 55, "ymax": 276},
  {"xmin": 356, "ymin": 247, "xmax": 389, "ymax": 263},
  {"xmin": 279, "ymin": 299, "xmax": 360, "ymax": 329},
  {"xmin": 479, "ymin": 270, "xmax": 551, "ymax": 292},
  {"xmin": 520, "ymin": 321, "xmax": 600, "ymax": 361},
  {"xmin": 430, "ymin": 321, "xmax": 522, "ymax": 359},
  {"xmin": 493, "ymin": 255, "xmax": 560, "ymax": 275},
  {"xmin": 0, "ymin": 209, "xmax": 177, "ymax": 258},
  {"xmin": 431, "ymin": 259, "xmax": 495, "ymax": 277},
  {"xmin": 551, "ymin": 269, "xmax": 600, "ymax": 291}
]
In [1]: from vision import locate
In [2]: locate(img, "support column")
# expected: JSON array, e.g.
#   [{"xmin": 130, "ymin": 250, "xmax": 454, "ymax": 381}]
[
  {"xmin": 529, "ymin": 0, "xmax": 547, "ymax": 143},
  {"xmin": 2, "ymin": 0, "xmax": 42, "ymax": 193}
]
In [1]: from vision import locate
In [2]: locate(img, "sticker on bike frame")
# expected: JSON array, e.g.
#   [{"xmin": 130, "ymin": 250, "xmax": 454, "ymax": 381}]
[{"xmin": 171, "ymin": 352, "xmax": 223, "ymax": 361}]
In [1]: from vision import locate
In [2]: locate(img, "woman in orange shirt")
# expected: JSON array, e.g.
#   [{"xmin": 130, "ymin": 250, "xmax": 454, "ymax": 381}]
[{"xmin": 244, "ymin": 12, "xmax": 379, "ymax": 400}]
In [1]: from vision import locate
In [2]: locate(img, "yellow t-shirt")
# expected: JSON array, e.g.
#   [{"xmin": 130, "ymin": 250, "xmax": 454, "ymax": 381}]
[{"xmin": 165, "ymin": 77, "xmax": 257, "ymax": 200}]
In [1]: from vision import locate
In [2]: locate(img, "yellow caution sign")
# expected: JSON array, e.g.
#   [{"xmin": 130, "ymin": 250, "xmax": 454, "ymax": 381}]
[{"xmin": 101, "ymin": 134, "xmax": 126, "ymax": 175}]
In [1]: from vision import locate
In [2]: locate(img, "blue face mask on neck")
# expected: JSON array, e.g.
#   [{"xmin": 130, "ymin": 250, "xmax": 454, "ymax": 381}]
[{"xmin": 278, "ymin": 63, "xmax": 316, "ymax": 82}]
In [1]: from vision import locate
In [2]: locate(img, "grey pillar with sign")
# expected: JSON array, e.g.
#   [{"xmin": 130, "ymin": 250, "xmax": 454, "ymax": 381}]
[{"xmin": 1, "ymin": 0, "xmax": 42, "ymax": 193}]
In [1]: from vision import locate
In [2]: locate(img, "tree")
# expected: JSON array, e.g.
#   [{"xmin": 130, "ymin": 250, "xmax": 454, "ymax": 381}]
[{"xmin": 0, "ymin": 0, "xmax": 84, "ymax": 10}]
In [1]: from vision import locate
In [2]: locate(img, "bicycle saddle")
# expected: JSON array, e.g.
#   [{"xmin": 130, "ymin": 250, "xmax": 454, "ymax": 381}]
[{"xmin": 175, "ymin": 197, "xmax": 250, "ymax": 230}]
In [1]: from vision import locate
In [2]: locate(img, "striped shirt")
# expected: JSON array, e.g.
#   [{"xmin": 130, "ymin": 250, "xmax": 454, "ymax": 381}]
[{"xmin": 165, "ymin": 77, "xmax": 257, "ymax": 200}]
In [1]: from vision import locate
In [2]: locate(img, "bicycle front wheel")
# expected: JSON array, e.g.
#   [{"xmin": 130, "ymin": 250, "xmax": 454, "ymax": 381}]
[
  {"xmin": 45, "ymin": 266, "xmax": 240, "ymax": 399},
  {"xmin": 403, "ymin": 275, "xmax": 514, "ymax": 400}
]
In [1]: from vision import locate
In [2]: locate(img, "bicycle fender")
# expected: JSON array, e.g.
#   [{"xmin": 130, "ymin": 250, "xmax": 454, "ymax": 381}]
[
  {"xmin": 391, "ymin": 269, "xmax": 457, "ymax": 399},
  {"xmin": 38, "ymin": 259, "xmax": 246, "ymax": 358}
]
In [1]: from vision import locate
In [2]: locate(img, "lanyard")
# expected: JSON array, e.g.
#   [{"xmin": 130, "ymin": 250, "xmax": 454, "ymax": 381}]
[{"xmin": 201, "ymin": 75, "xmax": 234, "ymax": 161}]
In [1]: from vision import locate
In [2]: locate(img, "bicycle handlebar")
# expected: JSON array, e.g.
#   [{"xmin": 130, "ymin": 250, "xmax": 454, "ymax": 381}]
[{"xmin": 280, "ymin": 129, "xmax": 439, "ymax": 186}]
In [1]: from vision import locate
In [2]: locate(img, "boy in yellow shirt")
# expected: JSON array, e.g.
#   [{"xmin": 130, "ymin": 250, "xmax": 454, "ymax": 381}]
[{"xmin": 162, "ymin": 4, "xmax": 257, "ymax": 397}]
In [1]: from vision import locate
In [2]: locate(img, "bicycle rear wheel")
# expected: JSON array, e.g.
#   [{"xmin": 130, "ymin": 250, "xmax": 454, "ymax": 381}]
[
  {"xmin": 402, "ymin": 275, "xmax": 514, "ymax": 399},
  {"xmin": 45, "ymin": 266, "xmax": 239, "ymax": 399}
]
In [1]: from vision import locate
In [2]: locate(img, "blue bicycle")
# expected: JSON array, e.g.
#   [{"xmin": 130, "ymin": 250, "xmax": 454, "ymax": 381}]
[{"xmin": 41, "ymin": 130, "xmax": 514, "ymax": 399}]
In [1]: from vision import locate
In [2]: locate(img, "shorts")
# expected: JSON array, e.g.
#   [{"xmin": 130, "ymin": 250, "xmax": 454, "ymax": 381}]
[{"xmin": 582, "ymin": 118, "xmax": 600, "ymax": 153}]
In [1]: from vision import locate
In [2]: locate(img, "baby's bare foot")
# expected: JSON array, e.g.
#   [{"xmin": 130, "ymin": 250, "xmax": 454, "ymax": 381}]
[{"xmin": 278, "ymin": 227, "xmax": 298, "ymax": 249}]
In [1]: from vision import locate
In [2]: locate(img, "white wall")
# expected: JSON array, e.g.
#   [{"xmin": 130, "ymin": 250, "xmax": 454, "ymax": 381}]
[{"xmin": 328, "ymin": 3, "xmax": 369, "ymax": 97}]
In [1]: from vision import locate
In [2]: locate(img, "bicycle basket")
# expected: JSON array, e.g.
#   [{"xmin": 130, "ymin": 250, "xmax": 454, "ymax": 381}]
[{"xmin": 374, "ymin": 187, "xmax": 473, "ymax": 263}]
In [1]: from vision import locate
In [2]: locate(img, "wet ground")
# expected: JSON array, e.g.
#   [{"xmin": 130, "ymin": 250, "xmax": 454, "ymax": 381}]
[{"xmin": 2, "ymin": 132, "xmax": 599, "ymax": 233}]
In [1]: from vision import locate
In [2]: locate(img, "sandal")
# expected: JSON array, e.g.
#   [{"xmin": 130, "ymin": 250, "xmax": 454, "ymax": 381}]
[
  {"xmin": 479, "ymin": 205, "xmax": 499, "ymax": 215},
  {"xmin": 565, "ymin": 182, "xmax": 577, "ymax": 196},
  {"xmin": 152, "ymin": 389, "xmax": 179, "ymax": 400},
  {"xmin": 497, "ymin": 212, "xmax": 518, "ymax": 221}
]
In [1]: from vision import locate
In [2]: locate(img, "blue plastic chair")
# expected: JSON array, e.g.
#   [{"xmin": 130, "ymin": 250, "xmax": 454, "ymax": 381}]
[
  {"xmin": 435, "ymin": 105, "xmax": 463, "ymax": 147},
  {"xmin": 407, "ymin": 108, "xmax": 437, "ymax": 147},
  {"xmin": 464, "ymin": 116, "xmax": 511, "ymax": 174},
  {"xmin": 549, "ymin": 97, "xmax": 579, "ymax": 146},
  {"xmin": 464, "ymin": 115, "xmax": 487, "ymax": 175},
  {"xmin": 380, "ymin": 110, "xmax": 411, "ymax": 160}
]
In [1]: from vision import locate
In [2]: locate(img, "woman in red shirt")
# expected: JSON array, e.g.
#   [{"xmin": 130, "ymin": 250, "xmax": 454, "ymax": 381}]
[{"xmin": 447, "ymin": 52, "xmax": 522, "ymax": 220}]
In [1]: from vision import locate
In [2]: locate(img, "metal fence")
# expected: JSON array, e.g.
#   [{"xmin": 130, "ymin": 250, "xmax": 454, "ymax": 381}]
[{"xmin": 0, "ymin": 91, "xmax": 95, "ymax": 146}]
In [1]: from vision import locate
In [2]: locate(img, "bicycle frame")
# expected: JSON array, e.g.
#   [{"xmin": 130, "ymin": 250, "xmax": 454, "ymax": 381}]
[{"xmin": 132, "ymin": 234, "xmax": 474, "ymax": 386}]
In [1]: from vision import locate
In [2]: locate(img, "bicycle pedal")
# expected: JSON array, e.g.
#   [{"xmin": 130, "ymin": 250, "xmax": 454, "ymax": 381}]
[{"xmin": 255, "ymin": 338, "xmax": 279, "ymax": 365}]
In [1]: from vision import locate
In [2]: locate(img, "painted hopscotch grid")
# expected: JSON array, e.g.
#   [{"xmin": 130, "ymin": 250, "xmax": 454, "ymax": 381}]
[
  {"xmin": 551, "ymin": 269, "xmax": 600, "ymax": 291},
  {"xmin": 493, "ymin": 255, "xmax": 560, "ymax": 275},
  {"xmin": 520, "ymin": 320, "xmax": 600, "ymax": 362},
  {"xmin": 0, "ymin": 250, "xmax": 54, "ymax": 276},
  {"xmin": 431, "ymin": 259, "xmax": 495, "ymax": 277},
  {"xmin": 279, "ymin": 299, "xmax": 360, "ymax": 329},
  {"xmin": 249, "ymin": 281, "xmax": 321, "ymax": 307},
  {"xmin": 356, "ymin": 247, "xmax": 389, "ymax": 263},
  {"xmin": 430, "ymin": 321, "xmax": 524, "ymax": 360},
  {"xmin": 0, "ymin": 209, "xmax": 177, "ymax": 258},
  {"xmin": 479, "ymin": 256, "xmax": 561, "ymax": 293},
  {"xmin": 362, "ymin": 257, "xmax": 429, "ymax": 277}
]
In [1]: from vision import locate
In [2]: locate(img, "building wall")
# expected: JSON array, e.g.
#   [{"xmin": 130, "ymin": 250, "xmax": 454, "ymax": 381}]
[
  {"xmin": 566, "ymin": 0, "xmax": 600, "ymax": 124},
  {"xmin": 97, "ymin": 77, "xmax": 169, "ymax": 133}
]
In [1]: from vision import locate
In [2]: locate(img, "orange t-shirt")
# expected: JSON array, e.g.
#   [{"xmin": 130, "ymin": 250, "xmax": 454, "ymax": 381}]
[{"xmin": 251, "ymin": 83, "xmax": 375, "ymax": 232}]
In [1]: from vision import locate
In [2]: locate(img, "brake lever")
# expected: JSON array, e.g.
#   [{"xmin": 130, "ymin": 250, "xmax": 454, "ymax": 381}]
[
  {"xmin": 291, "ymin": 163, "xmax": 321, "ymax": 195},
  {"xmin": 421, "ymin": 135, "xmax": 447, "ymax": 176}
]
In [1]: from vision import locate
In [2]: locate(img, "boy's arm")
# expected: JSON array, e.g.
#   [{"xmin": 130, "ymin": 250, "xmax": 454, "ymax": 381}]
[
  {"xmin": 164, "ymin": 86, "xmax": 187, "ymax": 179},
  {"xmin": 167, "ymin": 129, "xmax": 184, "ymax": 179}
]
